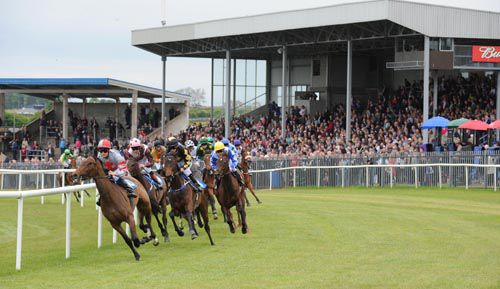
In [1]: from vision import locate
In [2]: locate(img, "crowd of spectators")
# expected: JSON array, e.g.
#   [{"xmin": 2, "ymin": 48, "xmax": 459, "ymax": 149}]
[
  {"xmin": 2, "ymin": 73, "xmax": 497, "ymax": 166},
  {"xmin": 176, "ymin": 73, "xmax": 498, "ymax": 159}
]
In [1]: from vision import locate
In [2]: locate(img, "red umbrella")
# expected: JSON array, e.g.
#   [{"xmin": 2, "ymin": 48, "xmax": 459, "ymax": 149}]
[
  {"xmin": 489, "ymin": 120, "xmax": 500, "ymax": 129},
  {"xmin": 458, "ymin": 120, "xmax": 489, "ymax": 131}
]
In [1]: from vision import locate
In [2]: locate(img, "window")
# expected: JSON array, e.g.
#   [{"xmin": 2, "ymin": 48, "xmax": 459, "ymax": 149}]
[
  {"xmin": 439, "ymin": 38, "xmax": 453, "ymax": 51},
  {"xmin": 430, "ymin": 38, "xmax": 439, "ymax": 51}
]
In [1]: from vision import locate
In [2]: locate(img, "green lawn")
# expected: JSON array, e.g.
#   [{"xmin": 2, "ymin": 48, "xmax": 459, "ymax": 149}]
[{"xmin": 1, "ymin": 187, "xmax": 500, "ymax": 289}]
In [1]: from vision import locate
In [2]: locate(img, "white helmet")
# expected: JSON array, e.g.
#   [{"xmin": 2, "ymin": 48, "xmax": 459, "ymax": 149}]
[
  {"xmin": 130, "ymin": 138, "xmax": 141, "ymax": 148},
  {"xmin": 185, "ymin": 140, "xmax": 195, "ymax": 148}
]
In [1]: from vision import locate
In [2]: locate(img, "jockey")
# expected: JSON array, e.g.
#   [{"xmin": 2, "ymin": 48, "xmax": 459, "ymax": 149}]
[
  {"xmin": 166, "ymin": 137, "xmax": 206, "ymax": 192},
  {"xmin": 211, "ymin": 141, "xmax": 244, "ymax": 186},
  {"xmin": 185, "ymin": 140, "xmax": 197, "ymax": 160},
  {"xmin": 59, "ymin": 149, "xmax": 73, "ymax": 169},
  {"xmin": 151, "ymin": 140, "xmax": 166, "ymax": 171},
  {"xmin": 221, "ymin": 138, "xmax": 238, "ymax": 158},
  {"xmin": 125, "ymin": 138, "xmax": 164, "ymax": 190},
  {"xmin": 96, "ymin": 138, "xmax": 137, "ymax": 206},
  {"xmin": 234, "ymin": 139, "xmax": 242, "ymax": 162},
  {"xmin": 196, "ymin": 137, "xmax": 214, "ymax": 161}
]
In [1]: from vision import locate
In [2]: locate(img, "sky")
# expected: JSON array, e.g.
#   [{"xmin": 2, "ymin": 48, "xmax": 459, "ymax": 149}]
[{"xmin": 1, "ymin": 0, "xmax": 500, "ymax": 105}]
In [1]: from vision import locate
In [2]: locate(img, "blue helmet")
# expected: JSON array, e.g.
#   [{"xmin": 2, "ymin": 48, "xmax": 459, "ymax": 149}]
[
  {"xmin": 234, "ymin": 139, "xmax": 241, "ymax": 146},
  {"xmin": 221, "ymin": 138, "xmax": 229, "ymax": 146}
]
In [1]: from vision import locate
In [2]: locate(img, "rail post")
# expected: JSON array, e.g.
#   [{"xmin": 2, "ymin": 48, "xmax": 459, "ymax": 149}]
[
  {"xmin": 65, "ymin": 191, "xmax": 71, "ymax": 259},
  {"xmin": 97, "ymin": 194, "xmax": 102, "ymax": 249},
  {"xmin": 317, "ymin": 168, "xmax": 321, "ymax": 187},
  {"xmin": 414, "ymin": 167, "xmax": 418, "ymax": 188},
  {"xmin": 15, "ymin": 197, "xmax": 24, "ymax": 270},
  {"xmin": 465, "ymin": 166, "xmax": 469, "ymax": 190},
  {"xmin": 269, "ymin": 171, "xmax": 272, "ymax": 191},
  {"xmin": 293, "ymin": 168, "xmax": 296, "ymax": 188},
  {"xmin": 41, "ymin": 172, "xmax": 45, "ymax": 204},
  {"xmin": 438, "ymin": 165, "xmax": 442, "ymax": 189}
]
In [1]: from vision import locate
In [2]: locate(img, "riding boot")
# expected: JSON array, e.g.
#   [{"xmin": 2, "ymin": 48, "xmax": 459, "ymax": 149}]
[
  {"xmin": 188, "ymin": 174, "xmax": 202, "ymax": 192},
  {"xmin": 126, "ymin": 188, "xmax": 137, "ymax": 208},
  {"xmin": 232, "ymin": 171, "xmax": 245, "ymax": 186}
]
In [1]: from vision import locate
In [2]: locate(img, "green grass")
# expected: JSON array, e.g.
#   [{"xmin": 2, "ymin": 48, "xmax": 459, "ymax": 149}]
[{"xmin": 1, "ymin": 187, "xmax": 500, "ymax": 289}]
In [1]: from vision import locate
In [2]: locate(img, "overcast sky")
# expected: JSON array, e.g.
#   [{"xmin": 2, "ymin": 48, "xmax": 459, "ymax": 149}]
[{"xmin": 1, "ymin": 0, "xmax": 499, "ymax": 104}]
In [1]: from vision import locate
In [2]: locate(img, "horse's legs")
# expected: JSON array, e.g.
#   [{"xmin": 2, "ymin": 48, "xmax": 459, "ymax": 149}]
[
  {"xmin": 126, "ymin": 214, "xmax": 141, "ymax": 248},
  {"xmin": 207, "ymin": 191, "xmax": 218, "ymax": 219},
  {"xmin": 111, "ymin": 222, "xmax": 140, "ymax": 261},
  {"xmin": 73, "ymin": 191, "xmax": 81, "ymax": 203},
  {"xmin": 236, "ymin": 201, "xmax": 248, "ymax": 234},
  {"xmin": 160, "ymin": 197, "xmax": 170, "ymax": 242},
  {"xmin": 244, "ymin": 191, "xmax": 251, "ymax": 207},
  {"xmin": 245, "ymin": 175, "xmax": 261, "ymax": 203},
  {"xmin": 185, "ymin": 211, "xmax": 198, "ymax": 240},
  {"xmin": 199, "ymin": 201, "xmax": 215, "ymax": 245},
  {"xmin": 169, "ymin": 210, "xmax": 184, "ymax": 237},
  {"xmin": 222, "ymin": 206, "xmax": 235, "ymax": 234},
  {"xmin": 142, "ymin": 206, "xmax": 158, "ymax": 246},
  {"xmin": 196, "ymin": 208, "xmax": 204, "ymax": 228},
  {"xmin": 138, "ymin": 210, "xmax": 148, "ymax": 234}
]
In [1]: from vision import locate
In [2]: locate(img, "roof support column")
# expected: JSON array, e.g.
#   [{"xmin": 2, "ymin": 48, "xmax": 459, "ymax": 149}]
[
  {"xmin": 82, "ymin": 97, "xmax": 87, "ymax": 119},
  {"xmin": 281, "ymin": 45, "xmax": 287, "ymax": 139},
  {"xmin": 62, "ymin": 94, "xmax": 68, "ymax": 142},
  {"xmin": 131, "ymin": 90, "xmax": 138, "ymax": 139},
  {"xmin": 210, "ymin": 58, "xmax": 214, "ymax": 121},
  {"xmin": 115, "ymin": 98, "xmax": 120, "ymax": 141},
  {"xmin": 423, "ymin": 35, "xmax": 430, "ymax": 143},
  {"xmin": 0, "ymin": 92, "xmax": 5, "ymax": 126},
  {"xmin": 225, "ymin": 50, "xmax": 231, "ymax": 139},
  {"xmin": 233, "ymin": 59, "xmax": 237, "ymax": 118},
  {"xmin": 161, "ymin": 56, "xmax": 166, "ymax": 138},
  {"xmin": 433, "ymin": 72, "xmax": 438, "ymax": 117},
  {"xmin": 496, "ymin": 72, "xmax": 500, "ymax": 140},
  {"xmin": 345, "ymin": 40, "xmax": 352, "ymax": 143}
]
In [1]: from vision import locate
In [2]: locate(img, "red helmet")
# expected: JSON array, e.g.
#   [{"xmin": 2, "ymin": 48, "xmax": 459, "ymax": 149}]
[{"xmin": 98, "ymin": 139, "xmax": 112, "ymax": 149}]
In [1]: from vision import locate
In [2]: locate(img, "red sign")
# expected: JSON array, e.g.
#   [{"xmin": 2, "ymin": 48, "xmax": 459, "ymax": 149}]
[{"xmin": 472, "ymin": 45, "xmax": 500, "ymax": 63}]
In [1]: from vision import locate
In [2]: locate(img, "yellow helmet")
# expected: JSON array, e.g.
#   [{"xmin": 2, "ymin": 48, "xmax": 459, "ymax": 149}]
[{"xmin": 214, "ymin": 141, "xmax": 225, "ymax": 152}]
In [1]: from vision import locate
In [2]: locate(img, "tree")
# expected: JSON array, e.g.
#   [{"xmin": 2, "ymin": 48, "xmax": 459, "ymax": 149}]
[{"xmin": 175, "ymin": 87, "xmax": 206, "ymax": 107}]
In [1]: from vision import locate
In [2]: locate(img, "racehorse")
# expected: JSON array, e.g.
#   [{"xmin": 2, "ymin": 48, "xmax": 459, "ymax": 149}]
[
  {"xmin": 162, "ymin": 154, "xmax": 214, "ymax": 245},
  {"xmin": 127, "ymin": 158, "xmax": 170, "ymax": 242},
  {"xmin": 73, "ymin": 156, "xmax": 157, "ymax": 260},
  {"xmin": 202, "ymin": 154, "xmax": 218, "ymax": 219},
  {"xmin": 239, "ymin": 148, "xmax": 261, "ymax": 206},
  {"xmin": 216, "ymin": 152, "xmax": 248, "ymax": 234},
  {"xmin": 59, "ymin": 157, "xmax": 91, "ymax": 203}
]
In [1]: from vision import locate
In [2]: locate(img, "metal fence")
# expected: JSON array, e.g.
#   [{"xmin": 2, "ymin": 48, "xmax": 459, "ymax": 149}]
[{"xmin": 249, "ymin": 151, "xmax": 500, "ymax": 190}]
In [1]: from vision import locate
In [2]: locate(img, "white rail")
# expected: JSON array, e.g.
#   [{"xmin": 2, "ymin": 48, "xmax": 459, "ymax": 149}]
[{"xmin": 250, "ymin": 163, "xmax": 500, "ymax": 191}]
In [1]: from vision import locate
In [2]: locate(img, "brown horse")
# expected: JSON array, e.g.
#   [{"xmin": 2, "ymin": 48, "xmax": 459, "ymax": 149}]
[
  {"xmin": 73, "ymin": 156, "xmax": 157, "ymax": 260},
  {"xmin": 202, "ymin": 154, "xmax": 218, "ymax": 220},
  {"xmin": 127, "ymin": 158, "xmax": 170, "ymax": 242},
  {"xmin": 216, "ymin": 152, "xmax": 248, "ymax": 234},
  {"xmin": 162, "ymin": 154, "xmax": 214, "ymax": 245},
  {"xmin": 239, "ymin": 148, "xmax": 261, "ymax": 205},
  {"xmin": 59, "ymin": 157, "xmax": 90, "ymax": 203}
]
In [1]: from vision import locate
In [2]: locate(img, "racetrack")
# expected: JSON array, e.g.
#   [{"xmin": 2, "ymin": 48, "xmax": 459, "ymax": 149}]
[{"xmin": 1, "ymin": 187, "xmax": 500, "ymax": 289}]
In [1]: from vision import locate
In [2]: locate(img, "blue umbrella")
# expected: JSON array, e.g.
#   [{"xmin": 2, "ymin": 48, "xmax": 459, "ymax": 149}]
[{"xmin": 421, "ymin": 116, "xmax": 450, "ymax": 129}]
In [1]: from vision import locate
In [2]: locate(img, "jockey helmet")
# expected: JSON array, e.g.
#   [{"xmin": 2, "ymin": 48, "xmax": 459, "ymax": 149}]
[
  {"xmin": 214, "ymin": 141, "xmax": 225, "ymax": 152},
  {"xmin": 130, "ymin": 138, "xmax": 141, "ymax": 148},
  {"xmin": 97, "ymin": 139, "xmax": 112, "ymax": 149}
]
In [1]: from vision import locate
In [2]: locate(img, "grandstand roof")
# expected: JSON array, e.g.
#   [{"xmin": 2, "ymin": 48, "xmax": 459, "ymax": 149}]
[
  {"xmin": 132, "ymin": 0, "xmax": 500, "ymax": 58},
  {"xmin": 0, "ymin": 78, "xmax": 190, "ymax": 102}
]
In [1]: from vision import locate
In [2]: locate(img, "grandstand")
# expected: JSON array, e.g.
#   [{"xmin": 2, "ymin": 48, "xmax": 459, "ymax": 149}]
[
  {"xmin": 132, "ymin": 0, "xmax": 500, "ymax": 144},
  {"xmin": 0, "ymin": 78, "xmax": 189, "ymax": 156}
]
